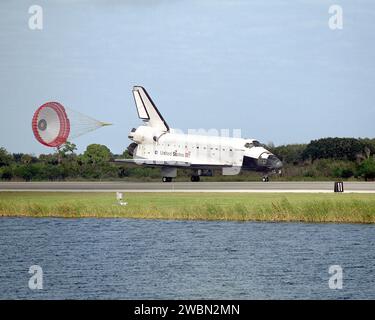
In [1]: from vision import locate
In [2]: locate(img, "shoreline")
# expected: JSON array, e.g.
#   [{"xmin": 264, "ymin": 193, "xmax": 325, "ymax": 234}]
[
  {"xmin": 1, "ymin": 213, "xmax": 374, "ymax": 225},
  {"xmin": 0, "ymin": 192, "xmax": 374, "ymax": 224}
]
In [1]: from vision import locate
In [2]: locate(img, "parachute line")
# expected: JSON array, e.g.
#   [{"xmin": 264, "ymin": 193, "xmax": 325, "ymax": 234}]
[{"xmin": 66, "ymin": 107, "xmax": 111, "ymax": 139}]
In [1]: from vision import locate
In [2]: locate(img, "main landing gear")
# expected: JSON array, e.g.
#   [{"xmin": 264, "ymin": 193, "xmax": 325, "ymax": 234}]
[
  {"xmin": 161, "ymin": 168, "xmax": 176, "ymax": 182},
  {"xmin": 262, "ymin": 176, "xmax": 270, "ymax": 182},
  {"xmin": 191, "ymin": 175, "xmax": 200, "ymax": 182}
]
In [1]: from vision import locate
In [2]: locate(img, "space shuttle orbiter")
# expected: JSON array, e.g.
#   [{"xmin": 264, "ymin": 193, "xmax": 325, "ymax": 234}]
[{"xmin": 116, "ymin": 86, "xmax": 282, "ymax": 182}]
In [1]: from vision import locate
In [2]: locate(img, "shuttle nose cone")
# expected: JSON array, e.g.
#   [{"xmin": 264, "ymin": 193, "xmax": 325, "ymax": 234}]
[{"xmin": 267, "ymin": 155, "xmax": 283, "ymax": 170}]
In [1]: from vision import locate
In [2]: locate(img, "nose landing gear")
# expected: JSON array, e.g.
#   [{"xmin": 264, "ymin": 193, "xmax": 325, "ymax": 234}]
[
  {"xmin": 261, "ymin": 169, "xmax": 282, "ymax": 182},
  {"xmin": 162, "ymin": 177, "xmax": 173, "ymax": 182}
]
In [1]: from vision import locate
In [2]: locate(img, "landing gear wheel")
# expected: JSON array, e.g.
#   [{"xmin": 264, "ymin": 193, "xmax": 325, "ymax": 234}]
[
  {"xmin": 162, "ymin": 177, "xmax": 172, "ymax": 182},
  {"xmin": 262, "ymin": 176, "xmax": 269, "ymax": 182},
  {"xmin": 191, "ymin": 175, "xmax": 200, "ymax": 182}
]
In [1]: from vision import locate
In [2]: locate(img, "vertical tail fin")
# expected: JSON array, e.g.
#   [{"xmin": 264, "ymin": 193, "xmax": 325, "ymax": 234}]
[{"xmin": 132, "ymin": 86, "xmax": 170, "ymax": 132}]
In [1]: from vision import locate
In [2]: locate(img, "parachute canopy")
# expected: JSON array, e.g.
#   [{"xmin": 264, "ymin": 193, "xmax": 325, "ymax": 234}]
[
  {"xmin": 32, "ymin": 102, "xmax": 111, "ymax": 148},
  {"xmin": 32, "ymin": 102, "xmax": 70, "ymax": 147}
]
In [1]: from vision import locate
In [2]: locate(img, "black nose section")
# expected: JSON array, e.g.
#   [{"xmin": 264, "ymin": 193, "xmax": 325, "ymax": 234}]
[{"xmin": 266, "ymin": 155, "xmax": 283, "ymax": 170}]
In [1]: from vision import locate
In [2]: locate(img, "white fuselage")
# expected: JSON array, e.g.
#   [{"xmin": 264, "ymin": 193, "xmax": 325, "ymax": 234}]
[
  {"xmin": 129, "ymin": 126, "xmax": 273, "ymax": 171},
  {"xmin": 123, "ymin": 86, "xmax": 283, "ymax": 181}
]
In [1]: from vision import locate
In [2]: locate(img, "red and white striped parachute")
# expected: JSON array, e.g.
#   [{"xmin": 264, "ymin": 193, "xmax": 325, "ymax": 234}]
[
  {"xmin": 32, "ymin": 102, "xmax": 70, "ymax": 147},
  {"xmin": 32, "ymin": 102, "xmax": 111, "ymax": 148}
]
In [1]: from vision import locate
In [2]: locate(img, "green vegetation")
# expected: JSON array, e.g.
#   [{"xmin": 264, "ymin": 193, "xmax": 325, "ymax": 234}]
[
  {"xmin": 357, "ymin": 158, "xmax": 375, "ymax": 181},
  {"xmin": 0, "ymin": 192, "xmax": 374, "ymax": 224},
  {"xmin": 1, "ymin": 137, "xmax": 375, "ymax": 181},
  {"xmin": 269, "ymin": 137, "xmax": 375, "ymax": 181},
  {"xmin": 301, "ymin": 138, "xmax": 365, "ymax": 162}
]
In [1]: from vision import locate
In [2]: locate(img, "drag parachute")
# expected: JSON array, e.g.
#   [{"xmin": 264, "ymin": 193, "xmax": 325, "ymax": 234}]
[{"xmin": 32, "ymin": 102, "xmax": 111, "ymax": 148}]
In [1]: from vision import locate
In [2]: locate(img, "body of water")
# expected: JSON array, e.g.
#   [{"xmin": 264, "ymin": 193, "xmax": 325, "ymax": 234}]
[{"xmin": 0, "ymin": 218, "xmax": 374, "ymax": 299}]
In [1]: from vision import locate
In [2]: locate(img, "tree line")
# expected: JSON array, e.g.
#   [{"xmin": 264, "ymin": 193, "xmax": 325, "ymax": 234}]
[
  {"xmin": 1, "ymin": 137, "xmax": 375, "ymax": 181},
  {"xmin": 268, "ymin": 137, "xmax": 375, "ymax": 181},
  {"xmin": 0, "ymin": 142, "xmax": 159, "ymax": 181}
]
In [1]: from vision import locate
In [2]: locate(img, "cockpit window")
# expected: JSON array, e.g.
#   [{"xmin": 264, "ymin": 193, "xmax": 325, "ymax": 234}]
[
  {"xmin": 244, "ymin": 142, "xmax": 253, "ymax": 149},
  {"xmin": 245, "ymin": 140, "xmax": 261, "ymax": 148}
]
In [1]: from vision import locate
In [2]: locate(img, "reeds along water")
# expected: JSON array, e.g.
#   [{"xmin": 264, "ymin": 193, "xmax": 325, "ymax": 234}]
[{"xmin": 0, "ymin": 193, "xmax": 374, "ymax": 223}]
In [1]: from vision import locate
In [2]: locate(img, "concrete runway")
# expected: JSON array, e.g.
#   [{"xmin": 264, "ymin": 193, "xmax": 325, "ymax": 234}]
[{"xmin": 0, "ymin": 181, "xmax": 375, "ymax": 193}]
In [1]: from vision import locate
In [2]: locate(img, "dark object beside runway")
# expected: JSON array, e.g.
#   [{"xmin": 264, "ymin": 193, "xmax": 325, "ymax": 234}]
[{"xmin": 334, "ymin": 181, "xmax": 344, "ymax": 193}]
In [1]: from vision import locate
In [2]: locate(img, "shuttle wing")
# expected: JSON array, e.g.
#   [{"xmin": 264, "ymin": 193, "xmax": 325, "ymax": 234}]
[
  {"xmin": 114, "ymin": 158, "xmax": 190, "ymax": 167},
  {"xmin": 115, "ymin": 158, "xmax": 233, "ymax": 169},
  {"xmin": 132, "ymin": 86, "xmax": 170, "ymax": 132}
]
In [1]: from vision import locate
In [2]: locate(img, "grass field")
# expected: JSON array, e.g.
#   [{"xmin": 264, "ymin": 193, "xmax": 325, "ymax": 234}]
[{"xmin": 0, "ymin": 192, "xmax": 374, "ymax": 223}]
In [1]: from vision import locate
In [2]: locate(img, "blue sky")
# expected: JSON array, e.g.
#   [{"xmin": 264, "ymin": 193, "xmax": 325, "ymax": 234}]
[{"xmin": 0, "ymin": 0, "xmax": 374, "ymax": 154}]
